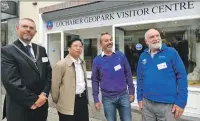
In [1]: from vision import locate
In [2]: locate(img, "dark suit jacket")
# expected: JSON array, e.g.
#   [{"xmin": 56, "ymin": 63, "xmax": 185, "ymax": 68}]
[{"xmin": 1, "ymin": 40, "xmax": 52, "ymax": 121}]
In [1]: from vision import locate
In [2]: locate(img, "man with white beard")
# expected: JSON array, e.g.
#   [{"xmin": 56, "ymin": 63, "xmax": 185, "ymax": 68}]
[{"xmin": 137, "ymin": 29, "xmax": 188, "ymax": 121}]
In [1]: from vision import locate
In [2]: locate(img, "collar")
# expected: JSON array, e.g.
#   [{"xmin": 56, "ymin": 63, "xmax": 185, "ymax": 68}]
[
  {"xmin": 145, "ymin": 43, "xmax": 166, "ymax": 54},
  {"xmin": 69, "ymin": 55, "xmax": 81, "ymax": 64},
  {"xmin": 18, "ymin": 38, "xmax": 33, "ymax": 47},
  {"xmin": 65, "ymin": 55, "xmax": 84, "ymax": 66},
  {"xmin": 101, "ymin": 51, "xmax": 115, "ymax": 57}
]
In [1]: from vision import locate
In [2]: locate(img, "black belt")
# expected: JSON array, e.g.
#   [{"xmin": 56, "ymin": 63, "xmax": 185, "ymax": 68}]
[{"xmin": 75, "ymin": 91, "xmax": 86, "ymax": 98}]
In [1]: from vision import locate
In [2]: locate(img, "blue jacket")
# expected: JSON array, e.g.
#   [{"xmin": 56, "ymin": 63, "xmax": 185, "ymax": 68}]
[{"xmin": 137, "ymin": 44, "xmax": 188, "ymax": 108}]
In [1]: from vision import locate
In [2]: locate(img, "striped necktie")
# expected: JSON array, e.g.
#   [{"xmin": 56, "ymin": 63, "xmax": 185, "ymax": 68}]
[{"xmin": 25, "ymin": 45, "xmax": 34, "ymax": 59}]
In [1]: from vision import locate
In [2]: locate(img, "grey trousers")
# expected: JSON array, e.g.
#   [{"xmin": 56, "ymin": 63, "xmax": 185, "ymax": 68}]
[{"xmin": 142, "ymin": 98, "xmax": 181, "ymax": 121}]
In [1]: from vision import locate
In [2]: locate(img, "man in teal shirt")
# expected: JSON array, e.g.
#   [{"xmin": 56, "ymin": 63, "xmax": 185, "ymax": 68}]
[{"xmin": 137, "ymin": 29, "xmax": 188, "ymax": 121}]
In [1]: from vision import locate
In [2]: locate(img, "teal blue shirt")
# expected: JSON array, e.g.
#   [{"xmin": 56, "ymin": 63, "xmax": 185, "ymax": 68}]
[{"xmin": 137, "ymin": 44, "xmax": 188, "ymax": 109}]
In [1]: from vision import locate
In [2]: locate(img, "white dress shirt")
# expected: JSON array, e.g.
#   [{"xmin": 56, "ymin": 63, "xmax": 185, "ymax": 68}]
[
  {"xmin": 19, "ymin": 39, "xmax": 35, "ymax": 59},
  {"xmin": 69, "ymin": 56, "xmax": 86, "ymax": 94},
  {"xmin": 101, "ymin": 51, "xmax": 115, "ymax": 57}
]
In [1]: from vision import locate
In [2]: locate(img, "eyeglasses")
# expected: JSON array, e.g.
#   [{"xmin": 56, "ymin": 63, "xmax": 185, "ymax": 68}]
[{"xmin": 20, "ymin": 25, "xmax": 35, "ymax": 31}]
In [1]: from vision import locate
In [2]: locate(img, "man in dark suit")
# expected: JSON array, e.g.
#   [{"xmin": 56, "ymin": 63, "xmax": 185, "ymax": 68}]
[{"xmin": 1, "ymin": 18, "xmax": 52, "ymax": 121}]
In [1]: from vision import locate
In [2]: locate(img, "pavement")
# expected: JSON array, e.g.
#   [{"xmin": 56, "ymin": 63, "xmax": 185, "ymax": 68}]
[{"xmin": 1, "ymin": 87, "xmax": 200, "ymax": 121}]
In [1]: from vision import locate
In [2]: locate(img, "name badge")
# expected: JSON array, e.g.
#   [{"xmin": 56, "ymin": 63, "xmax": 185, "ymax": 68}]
[
  {"xmin": 42, "ymin": 57, "xmax": 48, "ymax": 63},
  {"xmin": 114, "ymin": 64, "xmax": 122, "ymax": 71},
  {"xmin": 157, "ymin": 62, "xmax": 167, "ymax": 70}
]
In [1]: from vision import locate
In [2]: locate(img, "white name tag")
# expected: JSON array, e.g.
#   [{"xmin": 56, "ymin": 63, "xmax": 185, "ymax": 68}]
[
  {"xmin": 114, "ymin": 64, "xmax": 122, "ymax": 71},
  {"xmin": 157, "ymin": 62, "xmax": 167, "ymax": 70},
  {"xmin": 42, "ymin": 57, "xmax": 48, "ymax": 63}
]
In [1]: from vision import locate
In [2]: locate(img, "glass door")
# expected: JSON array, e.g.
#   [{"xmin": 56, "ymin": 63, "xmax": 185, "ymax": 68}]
[
  {"xmin": 83, "ymin": 38, "xmax": 98, "ymax": 71},
  {"xmin": 47, "ymin": 32, "xmax": 61, "ymax": 66}
]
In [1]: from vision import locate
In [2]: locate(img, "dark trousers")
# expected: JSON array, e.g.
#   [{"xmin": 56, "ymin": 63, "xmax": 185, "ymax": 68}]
[
  {"xmin": 58, "ymin": 95, "xmax": 89, "ymax": 121},
  {"xmin": 5, "ymin": 95, "xmax": 48, "ymax": 121}
]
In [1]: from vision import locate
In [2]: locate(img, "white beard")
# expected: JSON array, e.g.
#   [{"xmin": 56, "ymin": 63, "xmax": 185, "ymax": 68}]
[{"xmin": 148, "ymin": 41, "xmax": 162, "ymax": 49}]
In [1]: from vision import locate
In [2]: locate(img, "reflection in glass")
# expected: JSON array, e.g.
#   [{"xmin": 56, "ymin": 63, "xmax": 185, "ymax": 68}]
[
  {"xmin": 115, "ymin": 19, "xmax": 200, "ymax": 76},
  {"xmin": 1, "ymin": 22, "xmax": 8, "ymax": 47},
  {"xmin": 84, "ymin": 38, "xmax": 97, "ymax": 71}
]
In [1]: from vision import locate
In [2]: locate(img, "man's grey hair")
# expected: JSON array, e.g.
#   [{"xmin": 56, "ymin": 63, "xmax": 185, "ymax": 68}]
[
  {"xmin": 16, "ymin": 18, "xmax": 36, "ymax": 27},
  {"xmin": 99, "ymin": 32, "xmax": 111, "ymax": 43},
  {"xmin": 144, "ymin": 28, "xmax": 159, "ymax": 40}
]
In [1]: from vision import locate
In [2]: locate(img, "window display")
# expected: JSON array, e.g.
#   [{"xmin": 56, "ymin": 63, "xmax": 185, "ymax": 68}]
[{"xmin": 115, "ymin": 18, "xmax": 200, "ymax": 86}]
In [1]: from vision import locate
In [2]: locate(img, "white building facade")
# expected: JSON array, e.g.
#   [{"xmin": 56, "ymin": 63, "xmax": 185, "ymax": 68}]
[{"xmin": 34, "ymin": 1, "xmax": 200, "ymax": 118}]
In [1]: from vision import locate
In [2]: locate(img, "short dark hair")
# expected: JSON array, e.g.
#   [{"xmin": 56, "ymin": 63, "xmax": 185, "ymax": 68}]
[
  {"xmin": 17, "ymin": 18, "xmax": 36, "ymax": 27},
  {"xmin": 67, "ymin": 38, "xmax": 83, "ymax": 47}
]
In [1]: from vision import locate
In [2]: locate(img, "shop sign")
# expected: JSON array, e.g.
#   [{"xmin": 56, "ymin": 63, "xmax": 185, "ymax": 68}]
[
  {"xmin": 46, "ymin": 1, "xmax": 198, "ymax": 31},
  {"xmin": 54, "ymin": 1, "xmax": 195, "ymax": 27},
  {"xmin": 1, "ymin": 1, "xmax": 18, "ymax": 16}
]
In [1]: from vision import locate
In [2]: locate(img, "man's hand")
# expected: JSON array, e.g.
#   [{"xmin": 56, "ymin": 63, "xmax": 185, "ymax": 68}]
[
  {"xmin": 129, "ymin": 95, "xmax": 135, "ymax": 103},
  {"xmin": 30, "ymin": 104, "xmax": 37, "ymax": 110},
  {"xmin": 95, "ymin": 102, "xmax": 101, "ymax": 111},
  {"xmin": 138, "ymin": 101, "xmax": 143, "ymax": 111},
  {"xmin": 35, "ymin": 93, "xmax": 47, "ymax": 107},
  {"xmin": 172, "ymin": 104, "xmax": 184, "ymax": 119}
]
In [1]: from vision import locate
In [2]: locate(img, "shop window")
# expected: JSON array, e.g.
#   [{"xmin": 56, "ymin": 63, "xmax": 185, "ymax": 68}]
[
  {"xmin": 84, "ymin": 38, "xmax": 97, "ymax": 71},
  {"xmin": 1, "ymin": 30, "xmax": 7, "ymax": 46},
  {"xmin": 115, "ymin": 19, "xmax": 200, "ymax": 79},
  {"xmin": 1, "ymin": 22, "xmax": 8, "ymax": 46}
]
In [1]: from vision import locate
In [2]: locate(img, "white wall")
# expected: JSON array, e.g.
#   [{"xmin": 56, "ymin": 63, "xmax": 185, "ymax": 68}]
[
  {"xmin": 47, "ymin": 33, "xmax": 61, "ymax": 66},
  {"xmin": 184, "ymin": 87, "xmax": 200, "ymax": 118}
]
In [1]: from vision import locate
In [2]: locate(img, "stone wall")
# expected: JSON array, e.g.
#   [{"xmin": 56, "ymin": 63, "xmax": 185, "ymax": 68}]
[{"xmin": 7, "ymin": 18, "xmax": 19, "ymax": 44}]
